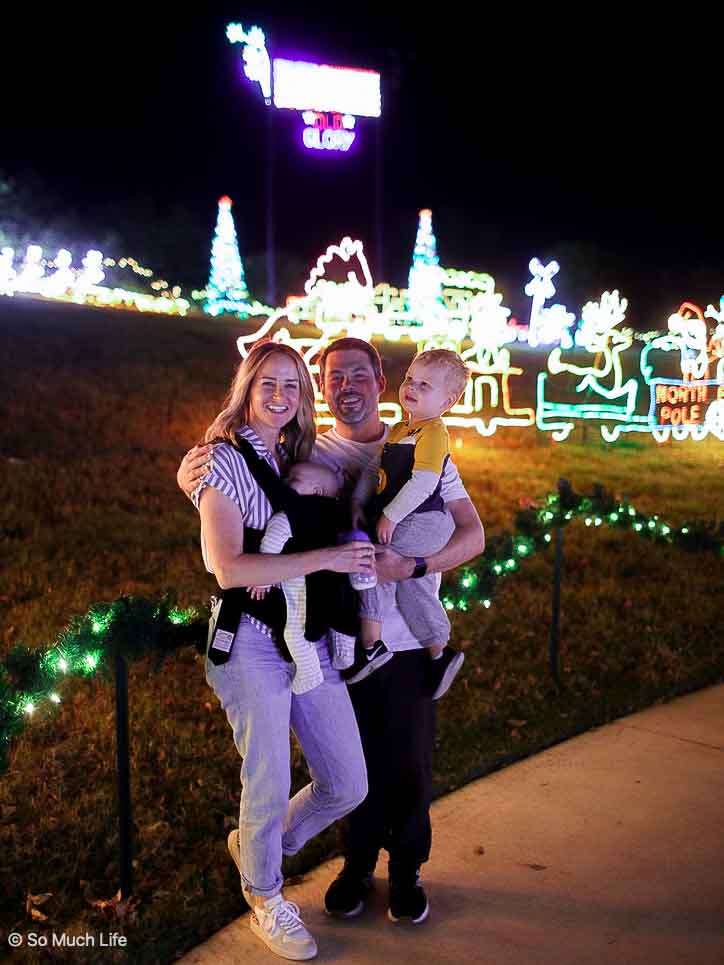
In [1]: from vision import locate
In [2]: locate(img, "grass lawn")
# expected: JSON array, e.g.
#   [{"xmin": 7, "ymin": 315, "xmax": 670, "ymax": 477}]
[{"xmin": 1, "ymin": 298, "xmax": 722, "ymax": 963}]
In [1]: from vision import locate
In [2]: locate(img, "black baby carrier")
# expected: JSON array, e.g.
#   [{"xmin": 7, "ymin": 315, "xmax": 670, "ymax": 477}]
[{"xmin": 207, "ymin": 436, "xmax": 359, "ymax": 665}]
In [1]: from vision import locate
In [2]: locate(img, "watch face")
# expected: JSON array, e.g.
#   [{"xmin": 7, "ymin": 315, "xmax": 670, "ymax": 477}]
[{"xmin": 414, "ymin": 558, "xmax": 427, "ymax": 578}]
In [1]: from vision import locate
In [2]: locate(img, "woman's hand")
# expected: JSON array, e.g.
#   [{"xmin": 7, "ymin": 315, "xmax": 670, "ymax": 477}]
[
  {"xmin": 321, "ymin": 541, "xmax": 376, "ymax": 575},
  {"xmin": 248, "ymin": 586, "xmax": 269, "ymax": 600},
  {"xmin": 177, "ymin": 444, "xmax": 213, "ymax": 498}
]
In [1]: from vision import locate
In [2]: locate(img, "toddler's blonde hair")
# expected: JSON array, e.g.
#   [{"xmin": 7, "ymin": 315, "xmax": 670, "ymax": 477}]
[{"xmin": 412, "ymin": 349, "xmax": 470, "ymax": 404}]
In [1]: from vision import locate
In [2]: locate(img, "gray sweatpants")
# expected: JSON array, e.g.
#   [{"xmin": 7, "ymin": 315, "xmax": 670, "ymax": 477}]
[{"xmin": 360, "ymin": 509, "xmax": 456, "ymax": 648}]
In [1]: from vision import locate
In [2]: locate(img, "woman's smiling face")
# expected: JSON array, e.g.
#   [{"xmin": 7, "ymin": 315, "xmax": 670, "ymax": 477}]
[{"xmin": 247, "ymin": 353, "xmax": 302, "ymax": 435}]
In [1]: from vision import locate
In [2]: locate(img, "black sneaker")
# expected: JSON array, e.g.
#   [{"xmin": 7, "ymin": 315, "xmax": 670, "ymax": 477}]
[
  {"xmin": 388, "ymin": 870, "xmax": 429, "ymax": 924},
  {"xmin": 342, "ymin": 640, "xmax": 394, "ymax": 685},
  {"xmin": 324, "ymin": 862, "xmax": 373, "ymax": 918},
  {"xmin": 428, "ymin": 647, "xmax": 465, "ymax": 700}
]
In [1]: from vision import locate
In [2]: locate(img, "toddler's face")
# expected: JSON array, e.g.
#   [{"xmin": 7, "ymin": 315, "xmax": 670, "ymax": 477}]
[
  {"xmin": 286, "ymin": 463, "xmax": 338, "ymax": 497},
  {"xmin": 399, "ymin": 360, "xmax": 455, "ymax": 421}
]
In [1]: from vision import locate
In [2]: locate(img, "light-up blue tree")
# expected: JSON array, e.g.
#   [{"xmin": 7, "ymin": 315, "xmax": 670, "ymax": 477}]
[
  {"xmin": 204, "ymin": 196, "xmax": 251, "ymax": 317},
  {"xmin": 407, "ymin": 208, "xmax": 444, "ymax": 324}
]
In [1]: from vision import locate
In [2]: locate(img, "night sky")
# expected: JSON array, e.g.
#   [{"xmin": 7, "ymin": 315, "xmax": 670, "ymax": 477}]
[{"xmin": 4, "ymin": 4, "xmax": 721, "ymax": 326}]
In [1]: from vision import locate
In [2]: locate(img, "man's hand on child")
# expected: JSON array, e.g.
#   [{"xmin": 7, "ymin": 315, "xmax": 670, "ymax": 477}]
[
  {"xmin": 248, "ymin": 586, "xmax": 269, "ymax": 600},
  {"xmin": 376, "ymin": 514, "xmax": 396, "ymax": 545},
  {"xmin": 375, "ymin": 546, "xmax": 416, "ymax": 582}
]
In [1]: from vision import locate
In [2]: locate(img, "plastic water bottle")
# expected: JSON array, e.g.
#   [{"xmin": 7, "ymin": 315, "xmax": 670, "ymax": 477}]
[{"xmin": 340, "ymin": 528, "xmax": 378, "ymax": 591}]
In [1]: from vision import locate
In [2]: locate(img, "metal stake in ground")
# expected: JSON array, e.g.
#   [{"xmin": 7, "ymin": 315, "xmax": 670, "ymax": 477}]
[
  {"xmin": 113, "ymin": 647, "xmax": 134, "ymax": 898},
  {"xmin": 550, "ymin": 525, "xmax": 563, "ymax": 687}
]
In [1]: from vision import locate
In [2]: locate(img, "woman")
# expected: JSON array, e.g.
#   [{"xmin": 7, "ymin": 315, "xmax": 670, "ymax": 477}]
[{"xmin": 197, "ymin": 340, "xmax": 373, "ymax": 961}]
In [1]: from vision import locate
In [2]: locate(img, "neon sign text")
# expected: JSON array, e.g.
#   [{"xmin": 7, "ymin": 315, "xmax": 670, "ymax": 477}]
[{"xmin": 273, "ymin": 59, "xmax": 381, "ymax": 116}]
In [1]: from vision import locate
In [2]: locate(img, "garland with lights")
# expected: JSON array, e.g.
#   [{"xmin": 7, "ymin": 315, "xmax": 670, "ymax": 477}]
[
  {"xmin": 1, "ymin": 485, "xmax": 721, "ymax": 777},
  {"xmin": 0, "ymin": 595, "xmax": 206, "ymax": 777},
  {"xmin": 439, "ymin": 478, "xmax": 724, "ymax": 612}
]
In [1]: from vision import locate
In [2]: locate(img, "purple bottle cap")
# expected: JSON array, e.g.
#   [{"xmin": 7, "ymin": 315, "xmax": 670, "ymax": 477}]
[{"xmin": 339, "ymin": 529, "xmax": 371, "ymax": 543}]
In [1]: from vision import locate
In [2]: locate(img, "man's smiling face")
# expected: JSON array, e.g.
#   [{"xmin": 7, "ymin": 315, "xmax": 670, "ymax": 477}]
[{"xmin": 320, "ymin": 348, "xmax": 385, "ymax": 426}]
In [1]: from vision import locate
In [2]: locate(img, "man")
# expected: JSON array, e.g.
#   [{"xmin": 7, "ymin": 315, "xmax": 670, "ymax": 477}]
[{"xmin": 178, "ymin": 337, "xmax": 484, "ymax": 925}]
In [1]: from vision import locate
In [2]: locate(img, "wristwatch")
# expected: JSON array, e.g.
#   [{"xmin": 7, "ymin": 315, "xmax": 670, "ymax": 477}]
[{"xmin": 411, "ymin": 556, "xmax": 428, "ymax": 579}]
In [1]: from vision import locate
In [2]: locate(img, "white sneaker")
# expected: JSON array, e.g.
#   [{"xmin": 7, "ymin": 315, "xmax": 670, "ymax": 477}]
[
  {"xmin": 228, "ymin": 828, "xmax": 242, "ymax": 876},
  {"xmin": 249, "ymin": 894, "xmax": 318, "ymax": 961},
  {"xmin": 228, "ymin": 830, "xmax": 317, "ymax": 960}
]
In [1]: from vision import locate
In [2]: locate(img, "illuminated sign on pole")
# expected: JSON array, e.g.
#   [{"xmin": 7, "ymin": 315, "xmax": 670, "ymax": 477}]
[
  {"xmin": 227, "ymin": 22, "xmax": 382, "ymax": 153},
  {"xmin": 273, "ymin": 60, "xmax": 381, "ymax": 116}
]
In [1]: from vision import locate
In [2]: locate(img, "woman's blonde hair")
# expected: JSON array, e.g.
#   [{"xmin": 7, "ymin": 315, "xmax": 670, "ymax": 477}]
[{"xmin": 203, "ymin": 341, "xmax": 317, "ymax": 462}]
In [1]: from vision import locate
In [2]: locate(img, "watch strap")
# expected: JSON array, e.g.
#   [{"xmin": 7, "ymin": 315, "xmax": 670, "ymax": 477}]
[{"xmin": 412, "ymin": 556, "xmax": 428, "ymax": 579}]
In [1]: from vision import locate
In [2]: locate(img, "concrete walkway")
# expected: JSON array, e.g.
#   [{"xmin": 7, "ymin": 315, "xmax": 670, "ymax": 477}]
[{"xmin": 180, "ymin": 685, "xmax": 724, "ymax": 965}]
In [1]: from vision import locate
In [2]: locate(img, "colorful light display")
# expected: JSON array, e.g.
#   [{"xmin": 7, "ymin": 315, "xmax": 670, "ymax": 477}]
[
  {"xmin": 233, "ymin": 222, "xmax": 722, "ymax": 445},
  {"xmin": 227, "ymin": 22, "xmax": 381, "ymax": 153},
  {"xmin": 273, "ymin": 59, "xmax": 381, "ymax": 116},
  {"xmin": 639, "ymin": 302, "xmax": 724, "ymax": 442},
  {"xmin": 301, "ymin": 111, "xmax": 356, "ymax": 151},
  {"xmin": 3, "ymin": 197, "xmax": 720, "ymax": 447},
  {"xmin": 525, "ymin": 258, "xmax": 574, "ymax": 347},
  {"xmin": 203, "ymin": 196, "xmax": 252, "ymax": 318},
  {"xmin": 237, "ymin": 233, "xmax": 530, "ymax": 434},
  {"xmin": 44, "ymin": 249, "xmax": 76, "ymax": 297},
  {"xmin": 537, "ymin": 290, "xmax": 641, "ymax": 441},
  {"xmin": 226, "ymin": 23, "xmax": 272, "ymax": 102},
  {"xmin": 407, "ymin": 208, "xmax": 445, "ymax": 331},
  {"xmin": 533, "ymin": 292, "xmax": 724, "ymax": 443},
  {"xmin": 0, "ymin": 243, "xmax": 191, "ymax": 316},
  {"xmin": 16, "ymin": 245, "xmax": 45, "ymax": 293},
  {"xmin": 0, "ymin": 246, "xmax": 17, "ymax": 295}
]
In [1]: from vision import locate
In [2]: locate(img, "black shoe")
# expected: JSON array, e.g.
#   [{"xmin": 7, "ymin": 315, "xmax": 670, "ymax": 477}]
[
  {"xmin": 388, "ymin": 870, "xmax": 429, "ymax": 924},
  {"xmin": 324, "ymin": 862, "xmax": 373, "ymax": 918},
  {"xmin": 342, "ymin": 639, "xmax": 394, "ymax": 685},
  {"xmin": 428, "ymin": 647, "xmax": 465, "ymax": 700}
]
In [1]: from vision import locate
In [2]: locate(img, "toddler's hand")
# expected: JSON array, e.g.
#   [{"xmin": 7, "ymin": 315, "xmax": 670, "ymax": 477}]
[
  {"xmin": 248, "ymin": 586, "xmax": 269, "ymax": 601},
  {"xmin": 376, "ymin": 514, "xmax": 396, "ymax": 545}
]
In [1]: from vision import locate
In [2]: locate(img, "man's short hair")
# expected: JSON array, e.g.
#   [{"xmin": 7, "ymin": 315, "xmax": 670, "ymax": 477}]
[
  {"xmin": 413, "ymin": 348, "xmax": 470, "ymax": 402},
  {"xmin": 318, "ymin": 338, "xmax": 383, "ymax": 382}
]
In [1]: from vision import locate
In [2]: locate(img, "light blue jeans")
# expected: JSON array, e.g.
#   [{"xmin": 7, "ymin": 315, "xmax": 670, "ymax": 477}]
[{"xmin": 206, "ymin": 619, "xmax": 368, "ymax": 897}]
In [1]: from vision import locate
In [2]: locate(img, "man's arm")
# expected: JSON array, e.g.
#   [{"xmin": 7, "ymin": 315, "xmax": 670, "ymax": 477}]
[{"xmin": 374, "ymin": 497, "xmax": 485, "ymax": 582}]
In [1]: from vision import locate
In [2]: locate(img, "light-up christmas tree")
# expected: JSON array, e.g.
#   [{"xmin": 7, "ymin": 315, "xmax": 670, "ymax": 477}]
[
  {"xmin": 204, "ymin": 196, "xmax": 251, "ymax": 317},
  {"xmin": 407, "ymin": 208, "xmax": 444, "ymax": 325}
]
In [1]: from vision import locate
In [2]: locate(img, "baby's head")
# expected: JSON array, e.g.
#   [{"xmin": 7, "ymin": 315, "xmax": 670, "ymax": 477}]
[
  {"xmin": 286, "ymin": 461, "xmax": 340, "ymax": 498},
  {"xmin": 400, "ymin": 349, "xmax": 470, "ymax": 421}
]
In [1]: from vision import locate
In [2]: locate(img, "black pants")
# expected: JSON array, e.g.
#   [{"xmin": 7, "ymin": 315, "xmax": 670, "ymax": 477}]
[{"xmin": 340, "ymin": 648, "xmax": 436, "ymax": 876}]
